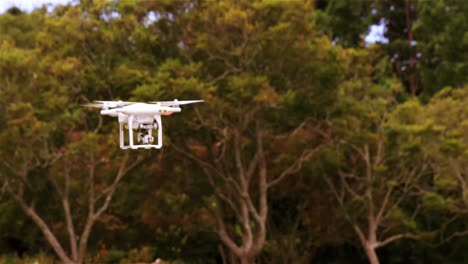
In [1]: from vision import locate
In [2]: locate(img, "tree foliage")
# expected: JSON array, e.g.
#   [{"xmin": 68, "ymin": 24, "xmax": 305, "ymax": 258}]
[{"xmin": 0, "ymin": 1, "xmax": 467, "ymax": 263}]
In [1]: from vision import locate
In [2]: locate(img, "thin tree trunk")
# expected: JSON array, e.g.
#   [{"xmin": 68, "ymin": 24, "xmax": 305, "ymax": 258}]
[
  {"xmin": 13, "ymin": 195, "xmax": 75, "ymax": 264},
  {"xmin": 240, "ymin": 254, "xmax": 255, "ymax": 264},
  {"xmin": 218, "ymin": 245, "xmax": 228, "ymax": 264},
  {"xmin": 405, "ymin": 0, "xmax": 418, "ymax": 96},
  {"xmin": 63, "ymin": 198, "xmax": 78, "ymax": 262},
  {"xmin": 77, "ymin": 214, "xmax": 95, "ymax": 264},
  {"xmin": 353, "ymin": 223, "xmax": 380, "ymax": 264},
  {"xmin": 363, "ymin": 244, "xmax": 380, "ymax": 264}
]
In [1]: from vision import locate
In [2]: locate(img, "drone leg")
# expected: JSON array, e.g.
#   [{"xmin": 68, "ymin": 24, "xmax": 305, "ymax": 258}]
[
  {"xmin": 128, "ymin": 115, "xmax": 134, "ymax": 149},
  {"xmin": 119, "ymin": 122, "xmax": 125, "ymax": 149},
  {"xmin": 154, "ymin": 115, "xmax": 162, "ymax": 148}
]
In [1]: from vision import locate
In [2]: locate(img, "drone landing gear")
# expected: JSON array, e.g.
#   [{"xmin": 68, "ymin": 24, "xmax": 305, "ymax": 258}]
[{"xmin": 119, "ymin": 115, "xmax": 162, "ymax": 149}]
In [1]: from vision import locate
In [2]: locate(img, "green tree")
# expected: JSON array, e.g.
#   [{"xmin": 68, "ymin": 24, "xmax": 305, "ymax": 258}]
[
  {"xmin": 374, "ymin": 0, "xmax": 420, "ymax": 96},
  {"xmin": 320, "ymin": 47, "xmax": 433, "ymax": 264},
  {"xmin": 315, "ymin": 0, "xmax": 374, "ymax": 47},
  {"xmin": 391, "ymin": 87, "xmax": 468, "ymax": 243},
  {"xmin": 0, "ymin": 3, "xmax": 154, "ymax": 262},
  {"xmin": 370, "ymin": 0, "xmax": 468, "ymax": 97},
  {"xmin": 415, "ymin": 0, "xmax": 468, "ymax": 96},
  {"xmin": 0, "ymin": 7, "xmax": 45, "ymax": 48},
  {"xmin": 0, "ymin": 41, "xmax": 145, "ymax": 263},
  {"xmin": 134, "ymin": 1, "xmax": 345, "ymax": 263}
]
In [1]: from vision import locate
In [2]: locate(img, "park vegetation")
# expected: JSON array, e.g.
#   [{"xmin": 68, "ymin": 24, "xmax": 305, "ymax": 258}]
[{"xmin": 0, "ymin": 0, "xmax": 467, "ymax": 263}]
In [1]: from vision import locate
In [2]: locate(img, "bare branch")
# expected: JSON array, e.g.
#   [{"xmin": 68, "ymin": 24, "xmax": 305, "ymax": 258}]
[
  {"xmin": 434, "ymin": 230, "xmax": 468, "ymax": 247},
  {"xmin": 449, "ymin": 158, "xmax": 467, "ymax": 202},
  {"xmin": 376, "ymin": 232, "xmax": 422, "ymax": 248},
  {"xmin": 215, "ymin": 206, "xmax": 242, "ymax": 256},
  {"xmin": 94, "ymin": 152, "xmax": 143, "ymax": 218},
  {"xmin": 323, "ymin": 175, "xmax": 344, "ymax": 206},
  {"xmin": 1, "ymin": 160, "xmax": 26, "ymax": 178},
  {"xmin": 268, "ymin": 146, "xmax": 322, "ymax": 188},
  {"xmin": 242, "ymin": 192, "xmax": 261, "ymax": 223},
  {"xmin": 202, "ymin": 165, "xmax": 243, "ymax": 222},
  {"xmin": 234, "ymin": 131, "xmax": 246, "ymax": 188},
  {"xmin": 256, "ymin": 121, "xmax": 268, "ymax": 223},
  {"xmin": 352, "ymin": 223, "xmax": 367, "ymax": 247},
  {"xmin": 172, "ymin": 143, "xmax": 226, "ymax": 179},
  {"xmin": 338, "ymin": 170, "xmax": 361, "ymax": 200},
  {"xmin": 5, "ymin": 183, "xmax": 73, "ymax": 264},
  {"xmin": 240, "ymin": 200, "xmax": 254, "ymax": 251},
  {"xmin": 94, "ymin": 114, "xmax": 103, "ymax": 134},
  {"xmin": 207, "ymin": 70, "xmax": 232, "ymax": 86},
  {"xmin": 245, "ymin": 150, "xmax": 260, "ymax": 184},
  {"xmin": 374, "ymin": 138, "xmax": 385, "ymax": 166},
  {"xmin": 61, "ymin": 164, "xmax": 78, "ymax": 261},
  {"xmin": 202, "ymin": 160, "xmax": 244, "ymax": 200},
  {"xmin": 375, "ymin": 184, "xmax": 395, "ymax": 226}
]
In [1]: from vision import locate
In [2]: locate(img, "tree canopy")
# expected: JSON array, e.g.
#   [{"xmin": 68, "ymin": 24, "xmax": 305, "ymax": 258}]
[{"xmin": 0, "ymin": 1, "xmax": 467, "ymax": 263}]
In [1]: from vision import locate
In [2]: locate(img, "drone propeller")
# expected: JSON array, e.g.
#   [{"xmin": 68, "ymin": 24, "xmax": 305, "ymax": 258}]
[
  {"xmin": 82, "ymin": 100, "xmax": 134, "ymax": 109},
  {"xmin": 94, "ymin": 100, "xmax": 135, "ymax": 107},
  {"xmin": 82, "ymin": 102, "xmax": 105, "ymax": 108},
  {"xmin": 150, "ymin": 99, "xmax": 204, "ymax": 106}
]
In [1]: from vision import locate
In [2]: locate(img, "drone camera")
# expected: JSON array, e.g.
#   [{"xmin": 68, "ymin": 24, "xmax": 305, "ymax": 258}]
[
  {"xmin": 139, "ymin": 124, "xmax": 154, "ymax": 129},
  {"xmin": 138, "ymin": 133, "xmax": 154, "ymax": 144}
]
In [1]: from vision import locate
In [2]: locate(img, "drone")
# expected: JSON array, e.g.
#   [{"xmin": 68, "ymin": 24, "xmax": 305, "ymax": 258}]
[{"xmin": 84, "ymin": 99, "xmax": 203, "ymax": 149}]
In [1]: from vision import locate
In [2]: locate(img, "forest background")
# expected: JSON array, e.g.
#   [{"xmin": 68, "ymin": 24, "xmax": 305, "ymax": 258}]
[{"xmin": 0, "ymin": 0, "xmax": 467, "ymax": 263}]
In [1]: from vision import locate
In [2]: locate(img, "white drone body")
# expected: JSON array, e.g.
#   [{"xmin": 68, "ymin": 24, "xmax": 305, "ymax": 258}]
[{"xmin": 85, "ymin": 99, "xmax": 203, "ymax": 149}]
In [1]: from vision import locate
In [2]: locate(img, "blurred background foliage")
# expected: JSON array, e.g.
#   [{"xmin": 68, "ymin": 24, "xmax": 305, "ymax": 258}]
[{"xmin": 0, "ymin": 0, "xmax": 467, "ymax": 263}]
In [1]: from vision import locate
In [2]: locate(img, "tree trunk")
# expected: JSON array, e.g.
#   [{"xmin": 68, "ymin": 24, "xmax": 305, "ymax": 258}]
[
  {"xmin": 10, "ymin": 192, "xmax": 75, "ymax": 264},
  {"xmin": 239, "ymin": 254, "xmax": 255, "ymax": 264},
  {"xmin": 363, "ymin": 244, "xmax": 380, "ymax": 264},
  {"xmin": 405, "ymin": 0, "xmax": 418, "ymax": 96}
]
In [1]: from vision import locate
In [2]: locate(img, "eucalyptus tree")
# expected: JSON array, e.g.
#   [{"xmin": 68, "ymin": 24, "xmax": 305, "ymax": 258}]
[
  {"xmin": 391, "ymin": 87, "xmax": 468, "ymax": 243},
  {"xmin": 319, "ymin": 47, "xmax": 435, "ymax": 264},
  {"xmin": 0, "ymin": 3, "xmax": 156, "ymax": 263},
  {"xmin": 414, "ymin": 0, "xmax": 468, "ymax": 96},
  {"xmin": 130, "ymin": 0, "xmax": 344, "ymax": 262}
]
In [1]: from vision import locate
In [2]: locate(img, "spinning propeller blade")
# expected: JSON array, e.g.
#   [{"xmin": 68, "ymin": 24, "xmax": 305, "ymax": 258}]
[
  {"xmin": 150, "ymin": 99, "xmax": 204, "ymax": 106},
  {"xmin": 94, "ymin": 100, "xmax": 135, "ymax": 107},
  {"xmin": 82, "ymin": 102, "xmax": 105, "ymax": 108},
  {"xmin": 82, "ymin": 101, "xmax": 134, "ymax": 110},
  {"xmin": 82, "ymin": 100, "xmax": 135, "ymax": 109}
]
